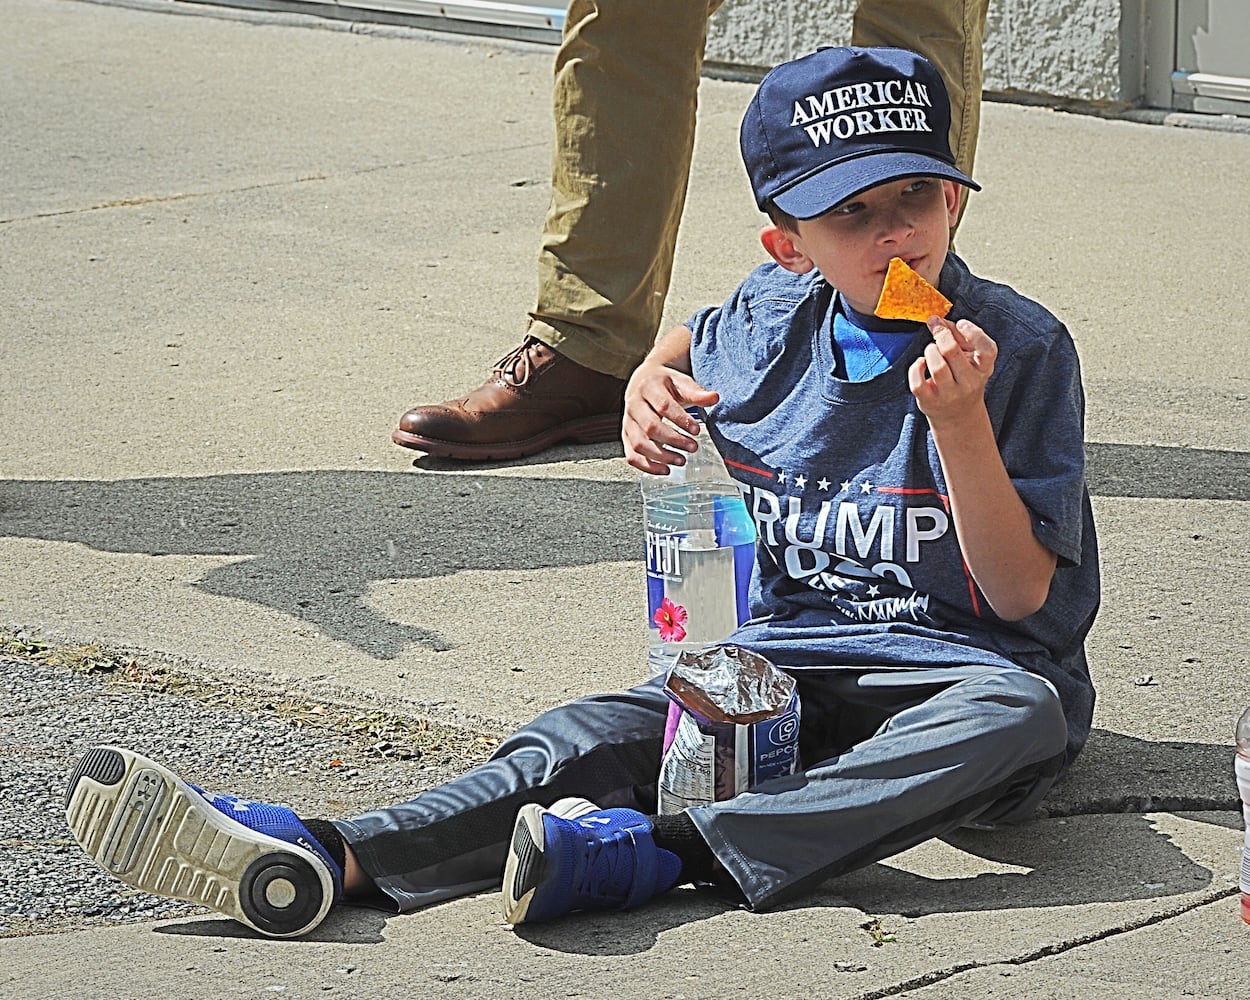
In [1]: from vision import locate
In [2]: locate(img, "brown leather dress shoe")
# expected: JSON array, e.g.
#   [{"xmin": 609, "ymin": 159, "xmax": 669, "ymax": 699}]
[{"xmin": 392, "ymin": 337, "xmax": 627, "ymax": 461}]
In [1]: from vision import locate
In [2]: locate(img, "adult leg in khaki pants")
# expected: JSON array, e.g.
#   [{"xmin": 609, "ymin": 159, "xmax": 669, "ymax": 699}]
[
  {"xmin": 393, "ymin": 1, "xmax": 986, "ymax": 462},
  {"xmin": 852, "ymin": 0, "xmax": 989, "ymax": 228},
  {"xmin": 394, "ymin": 0, "xmax": 720, "ymax": 462}
]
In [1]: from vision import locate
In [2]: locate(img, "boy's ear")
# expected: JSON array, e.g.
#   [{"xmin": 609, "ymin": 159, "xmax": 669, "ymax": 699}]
[
  {"xmin": 942, "ymin": 180, "xmax": 962, "ymax": 227},
  {"xmin": 760, "ymin": 225, "xmax": 815, "ymax": 274}
]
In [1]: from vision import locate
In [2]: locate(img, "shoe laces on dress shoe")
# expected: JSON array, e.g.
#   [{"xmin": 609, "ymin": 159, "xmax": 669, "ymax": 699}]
[{"xmin": 492, "ymin": 337, "xmax": 548, "ymax": 388}]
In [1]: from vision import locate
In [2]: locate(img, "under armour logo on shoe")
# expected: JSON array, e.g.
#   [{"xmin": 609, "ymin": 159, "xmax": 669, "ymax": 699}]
[
  {"xmin": 199, "ymin": 789, "xmax": 251, "ymax": 813},
  {"xmin": 579, "ymin": 816, "xmax": 611, "ymax": 826}
]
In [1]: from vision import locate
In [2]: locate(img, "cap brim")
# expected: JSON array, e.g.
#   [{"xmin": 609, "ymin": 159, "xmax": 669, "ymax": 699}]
[{"xmin": 771, "ymin": 151, "xmax": 980, "ymax": 221}]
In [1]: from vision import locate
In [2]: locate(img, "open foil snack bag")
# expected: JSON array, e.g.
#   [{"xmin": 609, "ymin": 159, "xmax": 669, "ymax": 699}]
[{"xmin": 658, "ymin": 645, "xmax": 801, "ymax": 814}]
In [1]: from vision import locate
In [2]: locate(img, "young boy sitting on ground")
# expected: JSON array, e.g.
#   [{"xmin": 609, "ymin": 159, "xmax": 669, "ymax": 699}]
[{"xmin": 65, "ymin": 46, "xmax": 1098, "ymax": 938}]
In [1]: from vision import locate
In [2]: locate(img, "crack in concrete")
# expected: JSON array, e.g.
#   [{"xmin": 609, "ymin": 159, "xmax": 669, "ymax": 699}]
[
  {"xmin": 0, "ymin": 174, "xmax": 328, "ymax": 225},
  {"xmin": 1, "ymin": 142, "xmax": 548, "ymax": 226},
  {"xmin": 846, "ymin": 885, "xmax": 1239, "ymax": 999}
]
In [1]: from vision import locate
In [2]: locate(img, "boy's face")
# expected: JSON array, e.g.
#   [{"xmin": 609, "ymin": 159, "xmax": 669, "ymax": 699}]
[{"xmin": 763, "ymin": 177, "xmax": 962, "ymax": 316}]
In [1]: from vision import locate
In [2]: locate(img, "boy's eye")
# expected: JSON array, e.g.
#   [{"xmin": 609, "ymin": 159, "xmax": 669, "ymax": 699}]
[
  {"xmin": 831, "ymin": 200, "xmax": 863, "ymax": 216},
  {"xmin": 903, "ymin": 179, "xmax": 931, "ymax": 194}
]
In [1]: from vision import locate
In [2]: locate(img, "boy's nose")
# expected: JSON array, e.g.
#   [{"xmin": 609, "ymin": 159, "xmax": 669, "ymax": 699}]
[{"xmin": 878, "ymin": 209, "xmax": 915, "ymax": 244}]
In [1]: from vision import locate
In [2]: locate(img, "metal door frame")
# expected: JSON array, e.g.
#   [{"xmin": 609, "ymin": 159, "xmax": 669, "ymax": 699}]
[{"xmin": 1148, "ymin": 0, "xmax": 1250, "ymax": 116}]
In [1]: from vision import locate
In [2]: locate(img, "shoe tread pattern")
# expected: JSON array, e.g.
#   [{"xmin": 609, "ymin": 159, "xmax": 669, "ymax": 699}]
[{"xmin": 65, "ymin": 747, "xmax": 278, "ymax": 932}]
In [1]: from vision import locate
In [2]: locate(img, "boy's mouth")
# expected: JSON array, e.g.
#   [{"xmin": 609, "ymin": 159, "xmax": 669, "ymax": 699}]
[{"xmin": 880, "ymin": 254, "xmax": 921, "ymax": 275}]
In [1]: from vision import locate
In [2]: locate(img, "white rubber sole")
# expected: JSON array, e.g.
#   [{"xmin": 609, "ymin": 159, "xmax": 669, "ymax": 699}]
[
  {"xmin": 65, "ymin": 746, "xmax": 333, "ymax": 938},
  {"xmin": 501, "ymin": 797, "xmax": 599, "ymax": 925}
]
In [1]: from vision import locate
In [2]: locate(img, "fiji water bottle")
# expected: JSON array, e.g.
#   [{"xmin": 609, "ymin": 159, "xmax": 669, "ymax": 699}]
[
  {"xmin": 642, "ymin": 409, "xmax": 756, "ymax": 677},
  {"xmin": 1236, "ymin": 704, "xmax": 1250, "ymax": 923}
]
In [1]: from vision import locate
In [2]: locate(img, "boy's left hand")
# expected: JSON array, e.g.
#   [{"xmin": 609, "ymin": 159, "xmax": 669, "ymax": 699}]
[{"xmin": 908, "ymin": 317, "xmax": 997, "ymax": 425}]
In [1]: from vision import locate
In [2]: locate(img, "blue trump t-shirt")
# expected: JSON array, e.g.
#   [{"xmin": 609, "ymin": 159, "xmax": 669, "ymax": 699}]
[{"xmin": 688, "ymin": 253, "xmax": 1100, "ymax": 761}]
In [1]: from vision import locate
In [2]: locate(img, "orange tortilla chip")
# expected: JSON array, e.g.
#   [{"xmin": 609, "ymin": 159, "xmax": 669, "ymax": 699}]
[{"xmin": 874, "ymin": 257, "xmax": 952, "ymax": 322}]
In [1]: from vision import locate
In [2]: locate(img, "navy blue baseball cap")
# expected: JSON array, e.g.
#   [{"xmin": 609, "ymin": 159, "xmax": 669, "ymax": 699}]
[{"xmin": 741, "ymin": 46, "xmax": 980, "ymax": 220}]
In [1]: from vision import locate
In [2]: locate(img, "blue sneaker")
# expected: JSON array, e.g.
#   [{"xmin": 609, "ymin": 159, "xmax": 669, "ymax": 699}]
[
  {"xmin": 502, "ymin": 798, "xmax": 682, "ymax": 924},
  {"xmin": 65, "ymin": 745, "xmax": 343, "ymax": 938}
]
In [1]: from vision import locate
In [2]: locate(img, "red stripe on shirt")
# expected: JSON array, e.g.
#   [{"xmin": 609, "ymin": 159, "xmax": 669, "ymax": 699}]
[{"xmin": 724, "ymin": 457, "xmax": 775, "ymax": 479}]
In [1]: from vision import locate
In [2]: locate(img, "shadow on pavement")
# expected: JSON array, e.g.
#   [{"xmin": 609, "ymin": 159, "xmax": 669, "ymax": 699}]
[
  {"xmin": 510, "ymin": 886, "xmax": 736, "ymax": 956},
  {"xmin": 0, "ymin": 443, "xmax": 1245, "ymax": 659},
  {"xmin": 152, "ymin": 904, "xmax": 390, "ymax": 944},
  {"xmin": 513, "ymin": 800, "xmax": 1231, "ymax": 957},
  {"xmin": 511, "ymin": 725, "xmax": 1242, "ymax": 955},
  {"xmin": 824, "ymin": 809, "xmax": 1229, "ymax": 920},
  {"xmin": 1085, "ymin": 442, "xmax": 1250, "ymax": 502},
  {"xmin": 1042, "ymin": 728, "xmax": 1237, "ymax": 816},
  {"xmin": 0, "ymin": 470, "xmax": 639, "ymax": 660}
]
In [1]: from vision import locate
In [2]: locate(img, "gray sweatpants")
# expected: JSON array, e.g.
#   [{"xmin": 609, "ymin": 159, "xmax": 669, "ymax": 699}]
[{"xmin": 335, "ymin": 662, "xmax": 1068, "ymax": 912}]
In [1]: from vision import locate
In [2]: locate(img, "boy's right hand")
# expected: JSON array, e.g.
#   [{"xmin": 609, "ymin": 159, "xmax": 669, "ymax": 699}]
[{"xmin": 622, "ymin": 361, "xmax": 720, "ymax": 475}]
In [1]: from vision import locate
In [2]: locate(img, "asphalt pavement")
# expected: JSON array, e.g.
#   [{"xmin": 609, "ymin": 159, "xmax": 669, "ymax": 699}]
[{"xmin": 3, "ymin": 0, "xmax": 1250, "ymax": 996}]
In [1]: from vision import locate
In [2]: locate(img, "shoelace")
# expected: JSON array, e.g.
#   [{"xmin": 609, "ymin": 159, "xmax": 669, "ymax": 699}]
[
  {"xmin": 491, "ymin": 339, "xmax": 540, "ymax": 388},
  {"xmin": 576, "ymin": 827, "xmax": 654, "ymax": 909}
]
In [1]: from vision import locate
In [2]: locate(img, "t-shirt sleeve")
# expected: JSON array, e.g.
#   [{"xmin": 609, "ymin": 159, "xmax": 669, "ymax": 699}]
[
  {"xmin": 687, "ymin": 267, "xmax": 760, "ymax": 385},
  {"xmin": 984, "ymin": 307, "xmax": 1089, "ymax": 567},
  {"xmin": 687, "ymin": 301, "xmax": 720, "ymax": 366},
  {"xmin": 689, "ymin": 263, "xmax": 817, "ymax": 401}
]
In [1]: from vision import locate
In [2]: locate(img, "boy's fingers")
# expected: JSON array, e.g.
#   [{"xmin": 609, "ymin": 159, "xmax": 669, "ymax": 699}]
[
  {"xmin": 955, "ymin": 317, "xmax": 985, "ymax": 340},
  {"xmin": 931, "ymin": 320, "xmax": 967, "ymax": 353},
  {"xmin": 671, "ymin": 380, "xmax": 720, "ymax": 425},
  {"xmin": 930, "ymin": 325, "xmax": 980, "ymax": 381},
  {"xmin": 630, "ymin": 449, "xmax": 684, "ymax": 474},
  {"xmin": 623, "ymin": 421, "xmax": 688, "ymax": 470},
  {"xmin": 636, "ymin": 408, "xmax": 698, "ymax": 453},
  {"xmin": 644, "ymin": 431, "xmax": 698, "ymax": 469},
  {"xmin": 919, "ymin": 345, "xmax": 949, "ymax": 391},
  {"xmin": 924, "ymin": 341, "xmax": 955, "ymax": 383},
  {"xmin": 623, "ymin": 369, "xmax": 720, "ymax": 470},
  {"xmin": 629, "ymin": 386, "xmax": 703, "ymax": 453},
  {"xmin": 926, "ymin": 315, "xmax": 958, "ymax": 340},
  {"xmin": 663, "ymin": 396, "xmax": 701, "ymax": 436},
  {"xmin": 627, "ymin": 372, "xmax": 696, "ymax": 435},
  {"xmin": 626, "ymin": 444, "xmax": 684, "ymax": 476},
  {"xmin": 907, "ymin": 356, "xmax": 928, "ymax": 394},
  {"xmin": 960, "ymin": 322, "xmax": 998, "ymax": 371},
  {"xmin": 645, "ymin": 393, "xmax": 700, "ymax": 448},
  {"xmin": 931, "ymin": 316, "xmax": 987, "ymax": 356},
  {"xmin": 631, "ymin": 457, "xmax": 673, "ymax": 476}
]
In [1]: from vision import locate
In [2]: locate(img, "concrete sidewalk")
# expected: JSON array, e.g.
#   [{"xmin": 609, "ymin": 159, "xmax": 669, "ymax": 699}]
[{"xmin": 3, "ymin": 0, "xmax": 1250, "ymax": 995}]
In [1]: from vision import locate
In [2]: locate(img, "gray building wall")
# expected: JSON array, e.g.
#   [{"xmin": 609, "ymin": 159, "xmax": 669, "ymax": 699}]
[{"xmin": 705, "ymin": 0, "xmax": 1144, "ymax": 106}]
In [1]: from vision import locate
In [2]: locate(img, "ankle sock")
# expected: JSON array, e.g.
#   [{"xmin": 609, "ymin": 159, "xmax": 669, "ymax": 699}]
[
  {"xmin": 649, "ymin": 811, "xmax": 716, "ymax": 884},
  {"xmin": 300, "ymin": 817, "xmax": 347, "ymax": 874}
]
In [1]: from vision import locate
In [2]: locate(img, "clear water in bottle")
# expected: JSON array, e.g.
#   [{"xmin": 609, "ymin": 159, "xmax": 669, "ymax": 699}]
[
  {"xmin": 642, "ymin": 412, "xmax": 756, "ymax": 676},
  {"xmin": 1236, "ymin": 705, "xmax": 1250, "ymax": 923}
]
